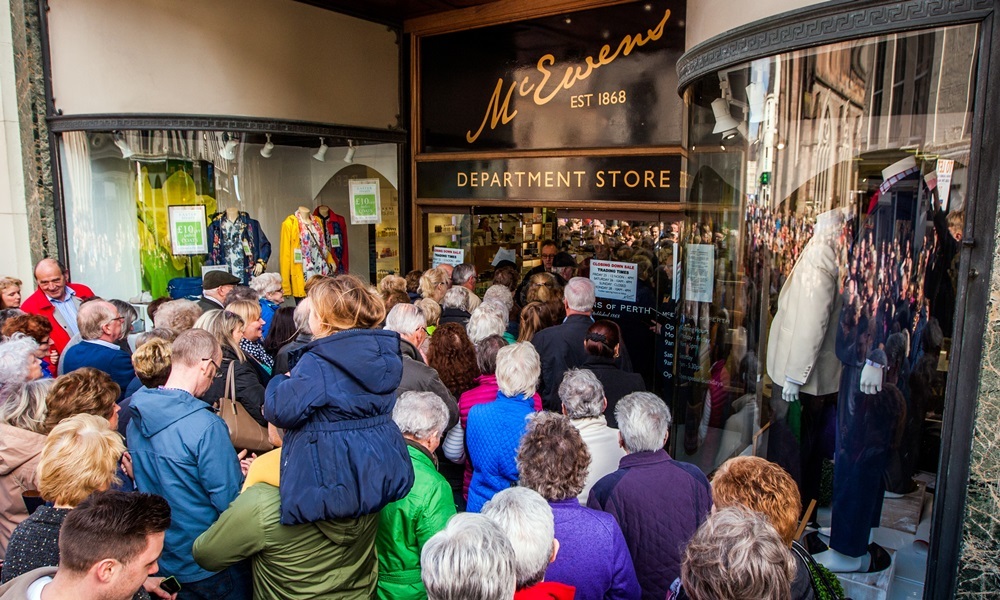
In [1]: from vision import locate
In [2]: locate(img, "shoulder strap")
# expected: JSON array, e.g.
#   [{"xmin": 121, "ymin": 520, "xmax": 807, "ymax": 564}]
[{"xmin": 225, "ymin": 361, "xmax": 236, "ymax": 401}]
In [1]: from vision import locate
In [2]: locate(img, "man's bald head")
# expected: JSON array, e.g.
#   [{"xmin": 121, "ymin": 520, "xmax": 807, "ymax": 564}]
[{"xmin": 34, "ymin": 258, "xmax": 69, "ymax": 300}]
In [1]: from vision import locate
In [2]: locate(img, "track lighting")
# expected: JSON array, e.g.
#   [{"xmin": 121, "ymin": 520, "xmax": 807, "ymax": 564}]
[
  {"xmin": 220, "ymin": 133, "xmax": 239, "ymax": 160},
  {"xmin": 313, "ymin": 137, "xmax": 328, "ymax": 162},
  {"xmin": 711, "ymin": 98, "xmax": 747, "ymax": 140},
  {"xmin": 343, "ymin": 140, "xmax": 356, "ymax": 164},
  {"xmin": 260, "ymin": 134, "xmax": 274, "ymax": 158},
  {"xmin": 113, "ymin": 131, "xmax": 133, "ymax": 159}
]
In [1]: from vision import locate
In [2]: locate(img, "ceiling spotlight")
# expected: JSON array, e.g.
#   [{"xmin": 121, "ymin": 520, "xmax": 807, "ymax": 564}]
[
  {"xmin": 113, "ymin": 131, "xmax": 133, "ymax": 159},
  {"xmin": 219, "ymin": 133, "xmax": 239, "ymax": 160},
  {"xmin": 745, "ymin": 82, "xmax": 765, "ymax": 124},
  {"xmin": 260, "ymin": 133, "xmax": 274, "ymax": 158},
  {"xmin": 343, "ymin": 140, "xmax": 356, "ymax": 164},
  {"xmin": 711, "ymin": 98, "xmax": 747, "ymax": 140},
  {"xmin": 313, "ymin": 137, "xmax": 328, "ymax": 162}
]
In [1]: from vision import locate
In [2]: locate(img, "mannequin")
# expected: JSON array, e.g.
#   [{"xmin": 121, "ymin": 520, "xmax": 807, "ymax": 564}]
[
  {"xmin": 280, "ymin": 206, "xmax": 336, "ymax": 298},
  {"xmin": 314, "ymin": 205, "xmax": 349, "ymax": 274},
  {"xmin": 206, "ymin": 207, "xmax": 271, "ymax": 285}
]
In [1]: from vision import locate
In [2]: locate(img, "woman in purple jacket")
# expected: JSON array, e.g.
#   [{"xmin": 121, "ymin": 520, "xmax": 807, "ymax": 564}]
[{"xmin": 517, "ymin": 411, "xmax": 641, "ymax": 600}]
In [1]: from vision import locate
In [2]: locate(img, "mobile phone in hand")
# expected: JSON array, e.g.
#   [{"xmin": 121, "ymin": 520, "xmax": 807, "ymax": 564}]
[{"xmin": 160, "ymin": 576, "xmax": 182, "ymax": 594}]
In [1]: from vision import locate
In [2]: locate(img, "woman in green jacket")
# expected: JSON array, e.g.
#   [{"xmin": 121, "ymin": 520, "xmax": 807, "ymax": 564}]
[{"xmin": 376, "ymin": 391, "xmax": 457, "ymax": 600}]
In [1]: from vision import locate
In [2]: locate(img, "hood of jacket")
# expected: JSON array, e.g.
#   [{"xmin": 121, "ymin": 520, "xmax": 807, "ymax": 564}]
[
  {"xmin": 129, "ymin": 387, "xmax": 215, "ymax": 438},
  {"xmin": 0, "ymin": 424, "xmax": 45, "ymax": 476},
  {"xmin": 303, "ymin": 329, "xmax": 403, "ymax": 396}
]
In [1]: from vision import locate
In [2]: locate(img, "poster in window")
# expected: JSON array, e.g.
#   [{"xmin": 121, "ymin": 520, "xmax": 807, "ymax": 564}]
[
  {"xmin": 349, "ymin": 179, "xmax": 382, "ymax": 225},
  {"xmin": 167, "ymin": 205, "xmax": 208, "ymax": 255},
  {"xmin": 685, "ymin": 244, "xmax": 714, "ymax": 303}
]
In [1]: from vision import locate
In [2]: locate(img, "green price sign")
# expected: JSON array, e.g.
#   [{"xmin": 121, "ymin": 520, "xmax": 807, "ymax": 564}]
[{"xmin": 354, "ymin": 194, "xmax": 377, "ymax": 216}]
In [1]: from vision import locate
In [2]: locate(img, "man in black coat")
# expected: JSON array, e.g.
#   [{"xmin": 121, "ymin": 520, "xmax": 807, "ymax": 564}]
[
  {"xmin": 531, "ymin": 277, "xmax": 631, "ymax": 411},
  {"xmin": 197, "ymin": 271, "xmax": 240, "ymax": 313}
]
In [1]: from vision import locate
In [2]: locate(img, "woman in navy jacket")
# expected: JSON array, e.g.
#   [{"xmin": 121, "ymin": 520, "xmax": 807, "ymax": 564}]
[{"xmin": 264, "ymin": 274, "xmax": 414, "ymax": 525}]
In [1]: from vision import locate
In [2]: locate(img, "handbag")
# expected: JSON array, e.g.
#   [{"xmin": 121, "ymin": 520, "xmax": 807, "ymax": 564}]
[{"xmin": 217, "ymin": 362, "xmax": 274, "ymax": 454}]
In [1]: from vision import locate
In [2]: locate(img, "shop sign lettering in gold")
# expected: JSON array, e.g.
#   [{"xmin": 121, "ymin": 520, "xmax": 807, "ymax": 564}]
[
  {"xmin": 465, "ymin": 9, "xmax": 672, "ymax": 143},
  {"xmin": 456, "ymin": 169, "xmax": 672, "ymax": 189}
]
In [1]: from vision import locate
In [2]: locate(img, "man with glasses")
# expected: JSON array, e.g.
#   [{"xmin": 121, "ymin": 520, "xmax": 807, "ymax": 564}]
[
  {"xmin": 59, "ymin": 300, "xmax": 136, "ymax": 398},
  {"xmin": 127, "ymin": 329, "xmax": 250, "ymax": 600},
  {"xmin": 517, "ymin": 240, "xmax": 559, "ymax": 305},
  {"xmin": 452, "ymin": 264, "xmax": 478, "ymax": 292},
  {"xmin": 19, "ymin": 258, "xmax": 95, "ymax": 366}
]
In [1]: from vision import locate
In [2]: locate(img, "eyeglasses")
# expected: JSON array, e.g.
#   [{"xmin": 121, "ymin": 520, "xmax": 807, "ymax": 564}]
[
  {"xmin": 541, "ymin": 254, "xmax": 557, "ymax": 259},
  {"xmin": 202, "ymin": 357, "xmax": 221, "ymax": 371},
  {"xmin": 104, "ymin": 314, "xmax": 126, "ymax": 326}
]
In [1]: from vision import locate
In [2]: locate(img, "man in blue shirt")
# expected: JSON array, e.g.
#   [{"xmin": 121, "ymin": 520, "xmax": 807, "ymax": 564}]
[{"xmin": 60, "ymin": 300, "xmax": 135, "ymax": 397}]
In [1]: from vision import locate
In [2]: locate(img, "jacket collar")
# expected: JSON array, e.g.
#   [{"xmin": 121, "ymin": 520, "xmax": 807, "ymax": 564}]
[
  {"xmin": 619, "ymin": 448, "xmax": 672, "ymax": 468},
  {"xmin": 406, "ymin": 439, "xmax": 438, "ymax": 469},
  {"xmin": 399, "ymin": 338, "xmax": 424, "ymax": 363}
]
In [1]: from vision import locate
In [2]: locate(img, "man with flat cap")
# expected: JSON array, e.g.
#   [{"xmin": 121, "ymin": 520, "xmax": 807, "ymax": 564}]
[{"xmin": 197, "ymin": 271, "xmax": 241, "ymax": 313}]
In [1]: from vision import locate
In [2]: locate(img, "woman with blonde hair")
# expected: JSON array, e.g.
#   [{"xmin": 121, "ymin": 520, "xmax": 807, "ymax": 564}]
[
  {"xmin": 264, "ymin": 274, "xmax": 413, "ymax": 528},
  {"xmin": 1, "ymin": 414, "xmax": 124, "ymax": 582},
  {"xmin": 195, "ymin": 309, "xmax": 267, "ymax": 426},
  {"xmin": 0, "ymin": 277, "xmax": 21, "ymax": 309},
  {"xmin": 517, "ymin": 301, "xmax": 559, "ymax": 343},
  {"xmin": 526, "ymin": 272, "xmax": 560, "ymax": 303},
  {"xmin": 0, "ymin": 378, "xmax": 53, "ymax": 557},
  {"xmin": 419, "ymin": 267, "xmax": 450, "ymax": 303},
  {"xmin": 414, "ymin": 298, "xmax": 441, "ymax": 336},
  {"xmin": 225, "ymin": 299, "xmax": 274, "ymax": 378}
]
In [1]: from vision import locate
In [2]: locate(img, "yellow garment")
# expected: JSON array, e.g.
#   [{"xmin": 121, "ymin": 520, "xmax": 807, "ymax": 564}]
[
  {"xmin": 242, "ymin": 447, "xmax": 281, "ymax": 492},
  {"xmin": 280, "ymin": 215, "xmax": 307, "ymax": 297}
]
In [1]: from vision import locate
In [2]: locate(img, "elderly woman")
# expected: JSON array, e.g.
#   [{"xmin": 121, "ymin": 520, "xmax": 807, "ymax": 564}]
[
  {"xmin": 414, "ymin": 298, "xmax": 441, "ymax": 337},
  {"xmin": 558, "ymin": 368, "xmax": 626, "ymax": 502},
  {"xmin": 466, "ymin": 302, "xmax": 508, "ymax": 345},
  {"xmin": 226, "ymin": 299, "xmax": 274, "ymax": 377},
  {"xmin": 517, "ymin": 411, "xmax": 640, "ymax": 600},
  {"xmin": 0, "ymin": 378, "xmax": 53, "ymax": 557},
  {"xmin": 465, "ymin": 342, "xmax": 541, "ymax": 512},
  {"xmin": 263, "ymin": 274, "xmax": 412, "ymax": 524},
  {"xmin": 376, "ymin": 391, "xmax": 457, "ymax": 600},
  {"xmin": 583, "ymin": 320, "xmax": 645, "ymax": 428},
  {"xmin": 44, "ymin": 367, "xmax": 121, "ymax": 434},
  {"xmin": 0, "ymin": 336, "xmax": 43, "ymax": 391},
  {"xmin": 0, "ymin": 277, "xmax": 21, "ymax": 309},
  {"xmin": 118, "ymin": 337, "xmax": 172, "ymax": 438},
  {"xmin": 419, "ymin": 267, "xmax": 450, "ymax": 303},
  {"xmin": 250, "ymin": 272, "xmax": 285, "ymax": 338},
  {"xmin": 421, "ymin": 513, "xmax": 517, "ymax": 600},
  {"xmin": 483, "ymin": 285, "xmax": 518, "ymax": 340},
  {"xmin": 427, "ymin": 323, "xmax": 480, "ymax": 401},
  {"xmin": 195, "ymin": 309, "xmax": 267, "ymax": 427},
  {"xmin": 439, "ymin": 287, "xmax": 480, "ymax": 328},
  {"xmin": 0, "ymin": 414, "xmax": 124, "ymax": 583},
  {"xmin": 2, "ymin": 314, "xmax": 55, "ymax": 378},
  {"xmin": 152, "ymin": 299, "xmax": 202, "ymax": 333}
]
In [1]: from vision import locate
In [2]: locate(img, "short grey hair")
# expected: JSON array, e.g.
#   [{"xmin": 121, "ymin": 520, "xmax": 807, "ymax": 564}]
[
  {"xmin": 616, "ymin": 392, "xmax": 671, "ymax": 453},
  {"xmin": 466, "ymin": 304, "xmax": 506, "ymax": 345},
  {"xmin": 385, "ymin": 303, "xmax": 426, "ymax": 336},
  {"xmin": 563, "ymin": 277, "xmax": 596, "ymax": 312},
  {"xmin": 77, "ymin": 300, "xmax": 117, "ymax": 340},
  {"xmin": 392, "ymin": 391, "xmax": 450, "ymax": 440},
  {"xmin": 682, "ymin": 506, "xmax": 796, "ymax": 600},
  {"xmin": 482, "ymin": 285, "xmax": 513, "ymax": 313},
  {"xmin": 452, "ymin": 263, "xmax": 477, "ymax": 286},
  {"xmin": 559, "ymin": 368, "xmax": 605, "ymax": 419},
  {"xmin": 421, "ymin": 513, "xmax": 517, "ymax": 600},
  {"xmin": 0, "ymin": 378, "xmax": 53, "ymax": 433},
  {"xmin": 293, "ymin": 298, "xmax": 312, "ymax": 334},
  {"xmin": 481, "ymin": 487, "xmax": 555, "ymax": 590},
  {"xmin": 495, "ymin": 342, "xmax": 540, "ymax": 399},
  {"xmin": 249, "ymin": 272, "xmax": 283, "ymax": 296},
  {"xmin": 0, "ymin": 336, "xmax": 39, "ymax": 386},
  {"xmin": 442, "ymin": 286, "xmax": 480, "ymax": 312},
  {"xmin": 170, "ymin": 329, "xmax": 222, "ymax": 368},
  {"xmin": 153, "ymin": 299, "xmax": 202, "ymax": 332}
]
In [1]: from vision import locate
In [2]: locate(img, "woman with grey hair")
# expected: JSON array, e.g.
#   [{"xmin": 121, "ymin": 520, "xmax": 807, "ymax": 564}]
[
  {"xmin": 152, "ymin": 299, "xmax": 202, "ymax": 333},
  {"xmin": 376, "ymin": 391, "xmax": 457, "ymax": 600},
  {"xmin": 0, "ymin": 336, "xmax": 43, "ymax": 393},
  {"xmin": 465, "ymin": 342, "xmax": 541, "ymax": 512},
  {"xmin": 672, "ymin": 506, "xmax": 796, "ymax": 600},
  {"xmin": 439, "ymin": 287, "xmax": 480, "ymax": 328},
  {"xmin": 250, "ymin": 272, "xmax": 285, "ymax": 338},
  {"xmin": 108, "ymin": 299, "xmax": 138, "ymax": 354},
  {"xmin": 466, "ymin": 302, "xmax": 507, "ymax": 345},
  {"xmin": 558, "ymin": 368, "xmax": 626, "ymax": 503},
  {"xmin": 481, "ymin": 486, "xmax": 572, "ymax": 598},
  {"xmin": 483, "ymin": 284, "xmax": 519, "ymax": 341},
  {"xmin": 420, "ymin": 513, "xmax": 516, "ymax": 600}
]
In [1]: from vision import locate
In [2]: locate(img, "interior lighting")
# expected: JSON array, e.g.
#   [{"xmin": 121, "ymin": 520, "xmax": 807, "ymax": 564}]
[
  {"xmin": 113, "ymin": 131, "xmax": 133, "ymax": 159},
  {"xmin": 219, "ymin": 133, "xmax": 239, "ymax": 160},
  {"xmin": 313, "ymin": 137, "xmax": 329, "ymax": 162},
  {"xmin": 260, "ymin": 134, "xmax": 274, "ymax": 158},
  {"xmin": 343, "ymin": 140, "xmax": 356, "ymax": 164},
  {"xmin": 711, "ymin": 98, "xmax": 746, "ymax": 140}
]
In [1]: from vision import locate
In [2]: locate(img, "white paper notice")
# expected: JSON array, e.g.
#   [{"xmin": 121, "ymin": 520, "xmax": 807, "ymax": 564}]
[
  {"xmin": 937, "ymin": 159, "xmax": 954, "ymax": 211},
  {"xmin": 589, "ymin": 260, "xmax": 638, "ymax": 303},
  {"xmin": 685, "ymin": 244, "xmax": 715, "ymax": 303},
  {"xmin": 432, "ymin": 247, "xmax": 465, "ymax": 268}
]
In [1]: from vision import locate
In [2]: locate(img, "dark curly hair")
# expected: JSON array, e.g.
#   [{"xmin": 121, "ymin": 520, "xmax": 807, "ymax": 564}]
[
  {"xmin": 427, "ymin": 322, "xmax": 480, "ymax": 398},
  {"xmin": 516, "ymin": 411, "xmax": 590, "ymax": 500}
]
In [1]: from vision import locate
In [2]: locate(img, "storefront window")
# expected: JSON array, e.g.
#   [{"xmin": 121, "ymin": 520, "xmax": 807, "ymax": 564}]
[
  {"xmin": 678, "ymin": 22, "xmax": 978, "ymax": 576},
  {"xmin": 58, "ymin": 130, "xmax": 400, "ymax": 301}
]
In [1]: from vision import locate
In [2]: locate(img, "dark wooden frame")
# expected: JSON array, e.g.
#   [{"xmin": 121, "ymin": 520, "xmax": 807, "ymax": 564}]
[{"xmin": 676, "ymin": 1, "xmax": 1000, "ymax": 597}]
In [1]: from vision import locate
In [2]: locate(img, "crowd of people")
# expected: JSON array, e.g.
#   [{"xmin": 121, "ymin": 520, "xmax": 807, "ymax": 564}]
[{"xmin": 0, "ymin": 254, "xmax": 822, "ymax": 600}]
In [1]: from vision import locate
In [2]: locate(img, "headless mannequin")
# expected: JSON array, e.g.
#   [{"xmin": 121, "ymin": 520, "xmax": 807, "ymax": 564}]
[
  {"xmin": 317, "ymin": 205, "xmax": 330, "ymax": 218},
  {"xmin": 297, "ymin": 206, "xmax": 311, "ymax": 218},
  {"xmin": 223, "ymin": 206, "xmax": 265, "ymax": 277}
]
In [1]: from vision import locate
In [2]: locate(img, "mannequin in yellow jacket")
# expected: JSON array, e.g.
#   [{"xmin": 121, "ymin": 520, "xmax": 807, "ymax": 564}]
[{"xmin": 280, "ymin": 206, "xmax": 337, "ymax": 297}]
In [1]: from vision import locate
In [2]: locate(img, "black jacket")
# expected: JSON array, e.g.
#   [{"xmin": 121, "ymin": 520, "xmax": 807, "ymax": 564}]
[
  {"xmin": 531, "ymin": 314, "xmax": 632, "ymax": 412},
  {"xmin": 397, "ymin": 339, "xmax": 459, "ymax": 429},
  {"xmin": 439, "ymin": 307, "xmax": 471, "ymax": 328},
  {"xmin": 199, "ymin": 345, "xmax": 268, "ymax": 426},
  {"xmin": 582, "ymin": 355, "xmax": 646, "ymax": 428},
  {"xmin": 197, "ymin": 295, "xmax": 225, "ymax": 313}
]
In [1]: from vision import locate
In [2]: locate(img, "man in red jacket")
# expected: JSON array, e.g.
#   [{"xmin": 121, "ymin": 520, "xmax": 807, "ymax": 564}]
[{"xmin": 19, "ymin": 258, "xmax": 95, "ymax": 367}]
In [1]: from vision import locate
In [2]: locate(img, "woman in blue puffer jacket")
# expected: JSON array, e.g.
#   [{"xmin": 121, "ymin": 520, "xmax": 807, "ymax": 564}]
[{"xmin": 264, "ymin": 274, "xmax": 414, "ymax": 525}]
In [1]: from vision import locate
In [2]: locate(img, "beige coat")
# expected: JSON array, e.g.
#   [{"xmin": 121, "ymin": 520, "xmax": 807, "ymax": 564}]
[
  {"xmin": 766, "ymin": 238, "xmax": 843, "ymax": 396},
  {"xmin": 0, "ymin": 424, "xmax": 46, "ymax": 559}
]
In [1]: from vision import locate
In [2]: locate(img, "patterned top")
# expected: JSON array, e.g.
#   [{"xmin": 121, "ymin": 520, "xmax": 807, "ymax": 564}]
[
  {"xmin": 297, "ymin": 213, "xmax": 330, "ymax": 281},
  {"xmin": 221, "ymin": 216, "xmax": 247, "ymax": 284},
  {"xmin": 1, "ymin": 505, "xmax": 69, "ymax": 583},
  {"xmin": 241, "ymin": 338, "xmax": 274, "ymax": 373}
]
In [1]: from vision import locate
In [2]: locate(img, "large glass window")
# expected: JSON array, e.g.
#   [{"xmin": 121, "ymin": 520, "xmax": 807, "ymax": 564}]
[
  {"xmin": 680, "ymin": 22, "xmax": 978, "ymax": 586},
  {"xmin": 58, "ymin": 130, "xmax": 400, "ymax": 300}
]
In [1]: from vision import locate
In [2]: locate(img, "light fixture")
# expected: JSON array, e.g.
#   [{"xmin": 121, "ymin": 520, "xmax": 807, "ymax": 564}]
[
  {"xmin": 260, "ymin": 133, "xmax": 274, "ymax": 158},
  {"xmin": 113, "ymin": 131, "xmax": 133, "ymax": 159},
  {"xmin": 745, "ymin": 82, "xmax": 765, "ymax": 124},
  {"xmin": 343, "ymin": 140, "xmax": 356, "ymax": 164},
  {"xmin": 313, "ymin": 137, "xmax": 328, "ymax": 162},
  {"xmin": 711, "ymin": 98, "xmax": 747, "ymax": 140},
  {"xmin": 219, "ymin": 133, "xmax": 239, "ymax": 160}
]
